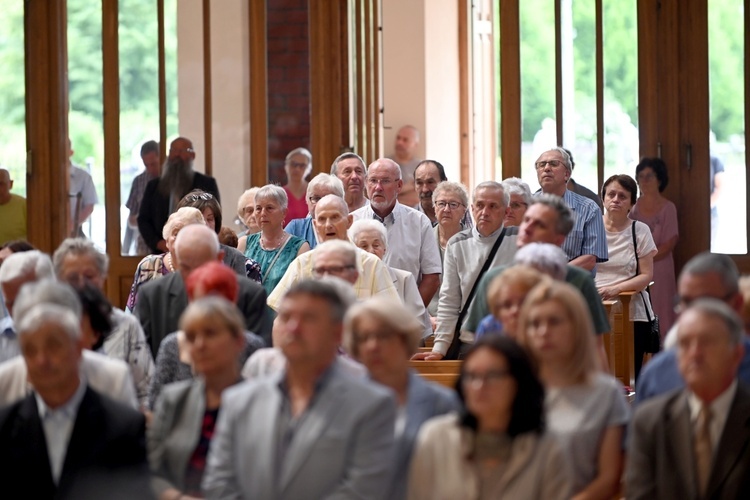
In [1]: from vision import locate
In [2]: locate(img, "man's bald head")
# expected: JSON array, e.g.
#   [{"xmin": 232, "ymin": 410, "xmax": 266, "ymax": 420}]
[
  {"xmin": 173, "ymin": 224, "xmax": 223, "ymax": 280},
  {"xmin": 313, "ymin": 194, "xmax": 353, "ymax": 242},
  {"xmin": 315, "ymin": 194, "xmax": 349, "ymax": 216}
]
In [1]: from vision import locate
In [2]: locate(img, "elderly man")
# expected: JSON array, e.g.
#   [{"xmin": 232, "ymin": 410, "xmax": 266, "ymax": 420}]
[
  {"xmin": 204, "ymin": 280, "xmax": 396, "ymax": 499},
  {"xmin": 67, "ymin": 139, "xmax": 98, "ymax": 238},
  {"xmin": 134, "ymin": 224, "xmax": 269, "ymax": 355},
  {"xmin": 285, "ymin": 173, "xmax": 345, "ymax": 249},
  {"xmin": 390, "ymin": 125, "xmax": 421, "ymax": 208},
  {"xmin": 352, "ymin": 159, "xmax": 442, "ymax": 307},
  {"xmin": 0, "ymin": 303, "xmax": 151, "ymax": 498},
  {"xmin": 0, "ymin": 280, "xmax": 137, "ymax": 408},
  {"xmin": 53, "ymin": 238, "xmax": 154, "ymax": 408},
  {"xmin": 636, "ymin": 252, "xmax": 750, "ymax": 403},
  {"xmin": 0, "ymin": 250, "xmax": 55, "ymax": 362},
  {"xmin": 138, "ymin": 137, "xmax": 220, "ymax": 254},
  {"xmin": 535, "ymin": 147, "xmax": 607, "ymax": 271},
  {"xmin": 0, "ymin": 168, "xmax": 26, "ymax": 245},
  {"xmin": 414, "ymin": 181, "xmax": 519, "ymax": 360},
  {"xmin": 413, "ymin": 160, "xmax": 447, "ymax": 225},
  {"xmin": 626, "ymin": 299, "xmax": 750, "ymax": 499},
  {"xmin": 330, "ymin": 152, "xmax": 369, "ymax": 213},
  {"xmin": 268, "ymin": 194, "xmax": 398, "ymax": 310},
  {"xmin": 124, "ymin": 140, "xmax": 161, "ymax": 255}
]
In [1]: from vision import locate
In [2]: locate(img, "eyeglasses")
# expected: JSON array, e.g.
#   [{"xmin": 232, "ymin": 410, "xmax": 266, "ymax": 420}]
[
  {"xmin": 367, "ymin": 178, "xmax": 394, "ymax": 187},
  {"xmin": 435, "ymin": 200, "xmax": 464, "ymax": 210},
  {"xmin": 308, "ymin": 195, "xmax": 322, "ymax": 204},
  {"xmin": 288, "ymin": 161, "xmax": 308, "ymax": 169},
  {"xmin": 185, "ymin": 192, "xmax": 214, "ymax": 202},
  {"xmin": 242, "ymin": 206, "xmax": 255, "ymax": 216},
  {"xmin": 535, "ymin": 160, "xmax": 565, "ymax": 170},
  {"xmin": 312, "ymin": 264, "xmax": 356, "ymax": 277},
  {"xmin": 509, "ymin": 201, "xmax": 528, "ymax": 210},
  {"xmin": 462, "ymin": 370, "xmax": 510, "ymax": 386}
]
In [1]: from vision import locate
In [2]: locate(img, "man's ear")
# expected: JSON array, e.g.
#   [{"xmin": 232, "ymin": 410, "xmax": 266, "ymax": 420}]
[
  {"xmin": 346, "ymin": 214, "xmax": 353, "ymax": 229},
  {"xmin": 395, "ymin": 179, "xmax": 403, "ymax": 194}
]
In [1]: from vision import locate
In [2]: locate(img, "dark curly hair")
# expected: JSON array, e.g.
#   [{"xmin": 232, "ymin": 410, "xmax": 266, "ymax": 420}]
[
  {"xmin": 635, "ymin": 157, "xmax": 669, "ymax": 192},
  {"xmin": 75, "ymin": 283, "xmax": 113, "ymax": 351}
]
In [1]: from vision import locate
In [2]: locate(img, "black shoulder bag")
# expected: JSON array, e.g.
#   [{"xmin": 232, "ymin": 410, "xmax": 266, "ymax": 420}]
[
  {"xmin": 444, "ymin": 228, "xmax": 506, "ymax": 360},
  {"xmin": 631, "ymin": 222, "xmax": 661, "ymax": 353}
]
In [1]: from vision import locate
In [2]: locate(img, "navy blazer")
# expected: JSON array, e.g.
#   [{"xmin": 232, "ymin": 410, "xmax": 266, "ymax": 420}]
[
  {"xmin": 0, "ymin": 386, "xmax": 152, "ymax": 499},
  {"xmin": 137, "ymin": 172, "xmax": 220, "ymax": 253}
]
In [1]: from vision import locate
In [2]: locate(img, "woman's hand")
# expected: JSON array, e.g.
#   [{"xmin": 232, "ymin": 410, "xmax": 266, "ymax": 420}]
[
  {"xmin": 411, "ymin": 351, "xmax": 445, "ymax": 361},
  {"xmin": 597, "ymin": 285, "xmax": 622, "ymax": 300}
]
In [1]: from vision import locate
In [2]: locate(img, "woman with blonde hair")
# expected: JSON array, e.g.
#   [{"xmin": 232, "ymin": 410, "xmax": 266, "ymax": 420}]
[{"xmin": 518, "ymin": 281, "xmax": 629, "ymax": 500}]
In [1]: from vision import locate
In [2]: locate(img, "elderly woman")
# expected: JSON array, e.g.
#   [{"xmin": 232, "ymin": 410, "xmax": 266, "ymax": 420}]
[
  {"xmin": 244, "ymin": 184, "xmax": 310, "ymax": 295},
  {"xmin": 343, "ymin": 298, "xmax": 460, "ymax": 499},
  {"xmin": 177, "ymin": 190, "xmax": 261, "ymax": 283},
  {"xmin": 631, "ymin": 158, "xmax": 679, "ymax": 334},
  {"xmin": 501, "ymin": 177, "xmax": 532, "ymax": 227},
  {"xmin": 236, "ymin": 187, "xmax": 260, "ymax": 238},
  {"xmin": 428, "ymin": 181, "xmax": 471, "ymax": 316},
  {"xmin": 282, "ymin": 147, "xmax": 313, "ymax": 225},
  {"xmin": 349, "ymin": 219, "xmax": 432, "ymax": 338},
  {"xmin": 284, "ymin": 173, "xmax": 345, "ymax": 249},
  {"xmin": 148, "ymin": 296, "xmax": 246, "ymax": 500},
  {"xmin": 408, "ymin": 335, "xmax": 571, "ymax": 499},
  {"xmin": 54, "ymin": 238, "xmax": 154, "ymax": 408},
  {"xmin": 518, "ymin": 281, "xmax": 629, "ymax": 500},
  {"xmin": 127, "ymin": 207, "xmax": 204, "ymax": 311},
  {"xmin": 596, "ymin": 174, "xmax": 657, "ymax": 380},
  {"xmin": 148, "ymin": 261, "xmax": 265, "ymax": 409}
]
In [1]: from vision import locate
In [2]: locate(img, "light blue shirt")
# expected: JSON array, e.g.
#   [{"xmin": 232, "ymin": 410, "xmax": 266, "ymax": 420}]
[
  {"xmin": 0, "ymin": 315, "xmax": 19, "ymax": 363},
  {"xmin": 35, "ymin": 379, "xmax": 87, "ymax": 483},
  {"xmin": 559, "ymin": 189, "xmax": 608, "ymax": 266}
]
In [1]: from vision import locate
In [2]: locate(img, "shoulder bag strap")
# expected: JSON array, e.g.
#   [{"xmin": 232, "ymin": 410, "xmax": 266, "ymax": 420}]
[
  {"xmin": 456, "ymin": 228, "xmax": 507, "ymax": 329},
  {"xmin": 631, "ymin": 221, "xmax": 653, "ymax": 322},
  {"xmin": 262, "ymin": 234, "xmax": 293, "ymax": 281}
]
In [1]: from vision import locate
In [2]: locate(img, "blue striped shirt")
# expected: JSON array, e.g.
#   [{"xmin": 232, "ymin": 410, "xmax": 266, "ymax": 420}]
[{"xmin": 560, "ymin": 189, "xmax": 608, "ymax": 264}]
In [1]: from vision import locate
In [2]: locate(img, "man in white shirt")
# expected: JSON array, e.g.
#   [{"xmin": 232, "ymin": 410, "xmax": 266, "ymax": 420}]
[{"xmin": 351, "ymin": 159, "xmax": 442, "ymax": 307}]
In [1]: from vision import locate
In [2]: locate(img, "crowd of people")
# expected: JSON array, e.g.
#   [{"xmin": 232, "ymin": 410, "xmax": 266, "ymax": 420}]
[{"xmin": 0, "ymin": 133, "xmax": 748, "ymax": 499}]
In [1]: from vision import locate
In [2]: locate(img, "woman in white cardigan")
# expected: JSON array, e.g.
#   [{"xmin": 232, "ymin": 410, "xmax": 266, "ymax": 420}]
[{"xmin": 407, "ymin": 335, "xmax": 571, "ymax": 500}]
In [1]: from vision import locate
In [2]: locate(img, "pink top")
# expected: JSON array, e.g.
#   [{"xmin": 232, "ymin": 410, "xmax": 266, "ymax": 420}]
[{"xmin": 283, "ymin": 185, "xmax": 308, "ymax": 226}]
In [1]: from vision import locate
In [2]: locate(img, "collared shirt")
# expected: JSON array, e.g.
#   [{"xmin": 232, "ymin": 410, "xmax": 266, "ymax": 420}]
[
  {"xmin": 285, "ymin": 216, "xmax": 319, "ymax": 249},
  {"xmin": 125, "ymin": 170, "xmax": 158, "ymax": 216},
  {"xmin": 351, "ymin": 202, "xmax": 443, "ymax": 284},
  {"xmin": 69, "ymin": 164, "xmax": 98, "ymax": 220},
  {"xmin": 267, "ymin": 246, "xmax": 399, "ymax": 310},
  {"xmin": 0, "ymin": 315, "xmax": 19, "ymax": 363},
  {"xmin": 687, "ymin": 379, "xmax": 738, "ymax": 457},
  {"xmin": 555, "ymin": 189, "xmax": 608, "ymax": 267},
  {"xmin": 35, "ymin": 380, "xmax": 87, "ymax": 483}
]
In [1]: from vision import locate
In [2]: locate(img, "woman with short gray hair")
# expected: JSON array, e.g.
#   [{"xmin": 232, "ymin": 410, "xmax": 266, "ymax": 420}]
[{"xmin": 501, "ymin": 177, "xmax": 532, "ymax": 227}]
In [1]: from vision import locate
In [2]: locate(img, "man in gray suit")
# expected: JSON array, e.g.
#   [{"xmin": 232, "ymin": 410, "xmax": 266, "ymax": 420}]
[
  {"xmin": 203, "ymin": 280, "xmax": 396, "ymax": 499},
  {"xmin": 134, "ymin": 224, "xmax": 270, "ymax": 356},
  {"xmin": 626, "ymin": 299, "xmax": 750, "ymax": 499}
]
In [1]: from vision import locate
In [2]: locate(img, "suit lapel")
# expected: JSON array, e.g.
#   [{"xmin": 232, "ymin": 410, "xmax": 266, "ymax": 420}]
[
  {"xmin": 705, "ymin": 384, "xmax": 750, "ymax": 497},
  {"xmin": 58, "ymin": 387, "xmax": 103, "ymax": 488},
  {"xmin": 252, "ymin": 379, "xmax": 282, "ymax": 496},
  {"xmin": 665, "ymin": 392, "xmax": 697, "ymax": 496},
  {"xmin": 279, "ymin": 364, "xmax": 346, "ymax": 492},
  {"xmin": 400, "ymin": 372, "xmax": 430, "ymax": 468},
  {"xmin": 15, "ymin": 395, "xmax": 56, "ymax": 489}
]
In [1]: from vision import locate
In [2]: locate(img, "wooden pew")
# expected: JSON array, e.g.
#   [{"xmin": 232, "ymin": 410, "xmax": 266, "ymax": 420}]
[
  {"xmin": 604, "ymin": 291, "xmax": 637, "ymax": 389},
  {"xmin": 409, "ymin": 360, "xmax": 462, "ymax": 389}
]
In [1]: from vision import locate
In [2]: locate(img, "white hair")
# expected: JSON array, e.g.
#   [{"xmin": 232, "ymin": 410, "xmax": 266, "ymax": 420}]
[
  {"xmin": 313, "ymin": 239, "xmax": 359, "ymax": 270},
  {"xmin": 162, "ymin": 207, "xmax": 205, "ymax": 241},
  {"xmin": 514, "ymin": 243, "xmax": 568, "ymax": 281},
  {"xmin": 307, "ymin": 173, "xmax": 345, "ymax": 198},
  {"xmin": 348, "ymin": 219, "xmax": 388, "ymax": 249},
  {"xmin": 501, "ymin": 177, "xmax": 533, "ymax": 205},
  {"xmin": 17, "ymin": 303, "xmax": 81, "ymax": 341},
  {"xmin": 13, "ymin": 280, "xmax": 82, "ymax": 323},
  {"xmin": 0, "ymin": 250, "xmax": 54, "ymax": 286}
]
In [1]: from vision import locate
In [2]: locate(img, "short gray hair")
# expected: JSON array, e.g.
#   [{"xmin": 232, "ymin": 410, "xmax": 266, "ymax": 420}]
[
  {"xmin": 679, "ymin": 298, "xmax": 744, "ymax": 345},
  {"xmin": 236, "ymin": 187, "xmax": 260, "ymax": 218},
  {"xmin": 344, "ymin": 298, "xmax": 422, "ymax": 360},
  {"xmin": 313, "ymin": 239, "xmax": 359, "ymax": 269},
  {"xmin": 330, "ymin": 152, "xmax": 367, "ymax": 177},
  {"xmin": 0, "ymin": 250, "xmax": 54, "ymax": 286},
  {"xmin": 286, "ymin": 147, "xmax": 313, "ymax": 177},
  {"xmin": 501, "ymin": 177, "xmax": 532, "ymax": 205},
  {"xmin": 283, "ymin": 278, "xmax": 355, "ymax": 323},
  {"xmin": 17, "ymin": 303, "xmax": 81, "ymax": 341},
  {"xmin": 530, "ymin": 193, "xmax": 575, "ymax": 236},
  {"xmin": 162, "ymin": 207, "xmax": 205, "ymax": 241},
  {"xmin": 349, "ymin": 219, "xmax": 388, "ymax": 249},
  {"xmin": 53, "ymin": 238, "xmax": 109, "ymax": 277},
  {"xmin": 255, "ymin": 184, "xmax": 288, "ymax": 211},
  {"xmin": 432, "ymin": 181, "xmax": 470, "ymax": 207},
  {"xmin": 680, "ymin": 252, "xmax": 739, "ymax": 296},
  {"xmin": 542, "ymin": 147, "xmax": 573, "ymax": 173},
  {"xmin": 514, "ymin": 243, "xmax": 568, "ymax": 281},
  {"xmin": 179, "ymin": 296, "xmax": 245, "ymax": 340},
  {"xmin": 307, "ymin": 173, "xmax": 345, "ymax": 199},
  {"xmin": 13, "ymin": 280, "xmax": 82, "ymax": 323},
  {"xmin": 473, "ymin": 181, "xmax": 509, "ymax": 207}
]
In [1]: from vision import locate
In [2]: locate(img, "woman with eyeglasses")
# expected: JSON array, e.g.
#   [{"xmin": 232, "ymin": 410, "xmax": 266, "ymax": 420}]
[
  {"xmin": 408, "ymin": 335, "xmax": 571, "ymax": 500},
  {"xmin": 282, "ymin": 147, "xmax": 313, "ymax": 226},
  {"xmin": 630, "ymin": 158, "xmax": 679, "ymax": 335},
  {"xmin": 518, "ymin": 281, "xmax": 630, "ymax": 500},
  {"xmin": 500, "ymin": 177, "xmax": 532, "ymax": 227},
  {"xmin": 244, "ymin": 184, "xmax": 310, "ymax": 295}
]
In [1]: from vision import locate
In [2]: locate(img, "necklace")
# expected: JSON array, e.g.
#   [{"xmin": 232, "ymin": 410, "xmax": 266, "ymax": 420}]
[
  {"xmin": 260, "ymin": 232, "xmax": 288, "ymax": 251},
  {"xmin": 166, "ymin": 253, "xmax": 175, "ymax": 272}
]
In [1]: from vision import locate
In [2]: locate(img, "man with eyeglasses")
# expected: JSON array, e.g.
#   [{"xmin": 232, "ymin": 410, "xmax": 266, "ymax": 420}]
[
  {"xmin": 267, "ymin": 194, "xmax": 398, "ymax": 311},
  {"xmin": 636, "ymin": 252, "xmax": 750, "ymax": 404},
  {"xmin": 352, "ymin": 159, "xmax": 442, "ymax": 308},
  {"xmin": 138, "ymin": 137, "xmax": 221, "ymax": 254},
  {"xmin": 535, "ymin": 147, "xmax": 607, "ymax": 273}
]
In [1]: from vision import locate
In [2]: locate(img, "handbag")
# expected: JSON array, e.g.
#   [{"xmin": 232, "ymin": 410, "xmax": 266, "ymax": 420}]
[
  {"xmin": 444, "ymin": 228, "xmax": 506, "ymax": 360},
  {"xmin": 631, "ymin": 222, "xmax": 661, "ymax": 353}
]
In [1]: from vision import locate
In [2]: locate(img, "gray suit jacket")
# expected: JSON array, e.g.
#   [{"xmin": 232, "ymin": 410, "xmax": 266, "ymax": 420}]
[
  {"xmin": 389, "ymin": 371, "xmax": 461, "ymax": 500},
  {"xmin": 203, "ymin": 359, "xmax": 397, "ymax": 499},
  {"xmin": 134, "ymin": 271, "xmax": 271, "ymax": 357},
  {"xmin": 626, "ymin": 382, "xmax": 750, "ymax": 499}
]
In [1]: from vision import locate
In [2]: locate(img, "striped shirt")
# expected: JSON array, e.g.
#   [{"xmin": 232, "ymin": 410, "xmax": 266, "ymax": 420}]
[{"xmin": 559, "ymin": 189, "xmax": 608, "ymax": 265}]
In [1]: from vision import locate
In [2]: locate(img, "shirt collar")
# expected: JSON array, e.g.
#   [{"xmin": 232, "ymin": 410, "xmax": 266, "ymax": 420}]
[
  {"xmin": 687, "ymin": 378, "xmax": 738, "ymax": 423},
  {"xmin": 472, "ymin": 224, "xmax": 505, "ymax": 241},
  {"xmin": 277, "ymin": 357, "xmax": 339, "ymax": 397},
  {"xmin": 35, "ymin": 378, "xmax": 86, "ymax": 421},
  {"xmin": 371, "ymin": 202, "xmax": 399, "ymax": 225}
]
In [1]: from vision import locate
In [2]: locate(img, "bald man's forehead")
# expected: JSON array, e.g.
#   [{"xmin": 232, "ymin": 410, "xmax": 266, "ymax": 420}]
[
  {"xmin": 0, "ymin": 169, "xmax": 10, "ymax": 182},
  {"xmin": 171, "ymin": 138, "xmax": 193, "ymax": 149},
  {"xmin": 369, "ymin": 160, "xmax": 400, "ymax": 176}
]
